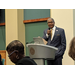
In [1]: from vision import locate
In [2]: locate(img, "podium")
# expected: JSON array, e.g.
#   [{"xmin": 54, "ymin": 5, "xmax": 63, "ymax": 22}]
[{"xmin": 27, "ymin": 44, "xmax": 58, "ymax": 65}]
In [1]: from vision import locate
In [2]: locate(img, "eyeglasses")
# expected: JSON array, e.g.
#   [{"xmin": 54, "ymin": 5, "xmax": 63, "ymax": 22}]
[{"xmin": 8, "ymin": 50, "xmax": 16, "ymax": 57}]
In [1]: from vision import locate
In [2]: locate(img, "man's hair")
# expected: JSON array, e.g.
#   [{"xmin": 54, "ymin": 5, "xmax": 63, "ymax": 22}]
[
  {"xmin": 47, "ymin": 18, "xmax": 55, "ymax": 23},
  {"xmin": 6, "ymin": 40, "xmax": 24, "ymax": 54},
  {"xmin": 68, "ymin": 37, "xmax": 75, "ymax": 60}
]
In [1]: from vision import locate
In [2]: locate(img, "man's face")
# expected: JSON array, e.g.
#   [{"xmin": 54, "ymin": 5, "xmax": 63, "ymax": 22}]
[{"xmin": 47, "ymin": 19, "xmax": 55, "ymax": 29}]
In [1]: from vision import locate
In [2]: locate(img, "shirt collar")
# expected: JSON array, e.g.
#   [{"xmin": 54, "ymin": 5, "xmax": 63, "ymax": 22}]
[
  {"xmin": 48, "ymin": 26, "xmax": 56, "ymax": 30},
  {"xmin": 52, "ymin": 26, "xmax": 56, "ymax": 30}
]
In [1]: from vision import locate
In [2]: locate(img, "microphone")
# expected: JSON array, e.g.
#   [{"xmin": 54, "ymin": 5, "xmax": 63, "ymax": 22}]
[
  {"xmin": 26, "ymin": 41, "xmax": 34, "ymax": 44},
  {"xmin": 49, "ymin": 28, "xmax": 50, "ymax": 30},
  {"xmin": 48, "ymin": 28, "xmax": 51, "ymax": 36}
]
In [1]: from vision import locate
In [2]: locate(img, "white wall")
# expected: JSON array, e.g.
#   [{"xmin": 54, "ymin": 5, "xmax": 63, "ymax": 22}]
[
  {"xmin": 5, "ymin": 9, "xmax": 25, "ymax": 65},
  {"xmin": 51, "ymin": 9, "xmax": 74, "ymax": 65}
]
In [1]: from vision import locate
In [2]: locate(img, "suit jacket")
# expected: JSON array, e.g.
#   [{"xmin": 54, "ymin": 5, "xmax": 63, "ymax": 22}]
[{"xmin": 43, "ymin": 26, "xmax": 66, "ymax": 58}]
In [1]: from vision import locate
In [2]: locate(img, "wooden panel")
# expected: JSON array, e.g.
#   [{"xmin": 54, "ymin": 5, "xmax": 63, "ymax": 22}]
[
  {"xmin": 0, "ymin": 23, "xmax": 5, "ymax": 26},
  {"xmin": 0, "ymin": 50, "xmax": 6, "ymax": 65},
  {"xmin": 23, "ymin": 17, "xmax": 50, "ymax": 23}
]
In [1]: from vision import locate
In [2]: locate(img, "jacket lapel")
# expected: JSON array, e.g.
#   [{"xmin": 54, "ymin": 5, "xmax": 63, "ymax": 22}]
[{"xmin": 51, "ymin": 27, "xmax": 59, "ymax": 41}]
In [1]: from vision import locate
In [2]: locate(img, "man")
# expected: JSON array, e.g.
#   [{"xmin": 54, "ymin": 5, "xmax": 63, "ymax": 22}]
[
  {"xmin": 43, "ymin": 18, "xmax": 66, "ymax": 65},
  {"xmin": 6, "ymin": 40, "xmax": 37, "ymax": 65}
]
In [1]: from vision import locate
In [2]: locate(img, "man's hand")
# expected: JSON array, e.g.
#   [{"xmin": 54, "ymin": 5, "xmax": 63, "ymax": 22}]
[{"xmin": 47, "ymin": 30, "xmax": 51, "ymax": 35}]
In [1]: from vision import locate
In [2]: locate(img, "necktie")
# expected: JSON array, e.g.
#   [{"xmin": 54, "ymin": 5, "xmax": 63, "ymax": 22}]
[{"xmin": 50, "ymin": 29, "xmax": 52, "ymax": 39}]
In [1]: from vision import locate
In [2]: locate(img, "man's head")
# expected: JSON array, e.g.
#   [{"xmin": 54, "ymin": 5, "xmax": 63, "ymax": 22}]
[
  {"xmin": 6, "ymin": 40, "xmax": 24, "ymax": 64},
  {"xmin": 47, "ymin": 18, "xmax": 55, "ymax": 29},
  {"xmin": 68, "ymin": 37, "xmax": 75, "ymax": 60}
]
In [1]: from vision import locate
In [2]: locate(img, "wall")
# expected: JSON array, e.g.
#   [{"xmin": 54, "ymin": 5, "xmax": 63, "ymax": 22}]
[
  {"xmin": 25, "ymin": 22, "xmax": 48, "ymax": 55},
  {"xmin": 0, "ymin": 9, "xmax": 5, "ymax": 50},
  {"xmin": 51, "ymin": 9, "xmax": 74, "ymax": 65},
  {"xmin": 5, "ymin": 9, "xmax": 25, "ymax": 65},
  {"xmin": 24, "ymin": 9, "xmax": 50, "ymax": 65},
  {"xmin": 0, "ymin": 26, "xmax": 5, "ymax": 50},
  {"xmin": 0, "ymin": 9, "xmax": 5, "ymax": 23},
  {"xmin": 73, "ymin": 9, "xmax": 75, "ymax": 64},
  {"xmin": 24, "ymin": 9, "xmax": 50, "ymax": 20},
  {"xmin": 73, "ymin": 9, "xmax": 75, "ymax": 36},
  {"xmin": 24, "ymin": 9, "xmax": 50, "ymax": 56},
  {"xmin": 0, "ymin": 9, "xmax": 6, "ymax": 64}
]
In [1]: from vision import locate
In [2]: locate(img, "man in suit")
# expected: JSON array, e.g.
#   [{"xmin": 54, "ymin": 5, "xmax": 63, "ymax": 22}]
[{"xmin": 43, "ymin": 18, "xmax": 66, "ymax": 65}]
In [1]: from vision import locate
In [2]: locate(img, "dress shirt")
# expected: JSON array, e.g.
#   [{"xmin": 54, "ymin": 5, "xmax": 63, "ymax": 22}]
[{"xmin": 46, "ymin": 26, "xmax": 56, "ymax": 40}]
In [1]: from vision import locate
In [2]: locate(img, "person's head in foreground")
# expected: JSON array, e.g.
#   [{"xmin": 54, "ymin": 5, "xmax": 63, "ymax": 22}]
[
  {"xmin": 6, "ymin": 40, "xmax": 37, "ymax": 65},
  {"xmin": 68, "ymin": 37, "xmax": 75, "ymax": 60}
]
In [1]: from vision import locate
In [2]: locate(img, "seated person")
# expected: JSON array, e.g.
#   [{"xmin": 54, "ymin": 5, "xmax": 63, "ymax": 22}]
[
  {"xmin": 0, "ymin": 54, "xmax": 2, "ymax": 65},
  {"xmin": 6, "ymin": 40, "xmax": 37, "ymax": 65},
  {"xmin": 68, "ymin": 37, "xmax": 75, "ymax": 60}
]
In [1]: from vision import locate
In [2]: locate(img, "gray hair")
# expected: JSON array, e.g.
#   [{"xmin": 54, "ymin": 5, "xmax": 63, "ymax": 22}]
[{"xmin": 47, "ymin": 18, "xmax": 55, "ymax": 23}]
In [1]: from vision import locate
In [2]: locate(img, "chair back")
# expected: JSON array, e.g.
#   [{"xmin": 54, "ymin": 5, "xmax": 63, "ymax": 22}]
[{"xmin": 2, "ymin": 59, "xmax": 5, "ymax": 65}]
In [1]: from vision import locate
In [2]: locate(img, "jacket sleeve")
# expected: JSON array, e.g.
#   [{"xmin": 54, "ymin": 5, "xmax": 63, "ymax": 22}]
[
  {"xmin": 43, "ymin": 30, "xmax": 48, "ymax": 41},
  {"xmin": 55, "ymin": 29, "xmax": 66, "ymax": 58}
]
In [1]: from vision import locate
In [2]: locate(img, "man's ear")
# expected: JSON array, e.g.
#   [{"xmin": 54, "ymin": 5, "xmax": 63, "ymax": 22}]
[
  {"xmin": 16, "ymin": 55, "xmax": 19, "ymax": 59},
  {"xmin": 15, "ymin": 50, "xmax": 19, "ymax": 55}
]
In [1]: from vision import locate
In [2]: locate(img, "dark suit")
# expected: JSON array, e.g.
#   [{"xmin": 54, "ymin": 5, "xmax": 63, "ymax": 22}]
[{"xmin": 43, "ymin": 26, "xmax": 66, "ymax": 65}]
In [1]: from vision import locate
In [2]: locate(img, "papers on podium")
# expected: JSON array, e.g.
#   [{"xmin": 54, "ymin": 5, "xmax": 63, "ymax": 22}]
[{"xmin": 33, "ymin": 37, "xmax": 47, "ymax": 45}]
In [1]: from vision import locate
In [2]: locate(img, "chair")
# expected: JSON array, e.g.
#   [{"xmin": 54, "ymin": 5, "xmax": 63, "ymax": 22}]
[{"xmin": 2, "ymin": 59, "xmax": 5, "ymax": 65}]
